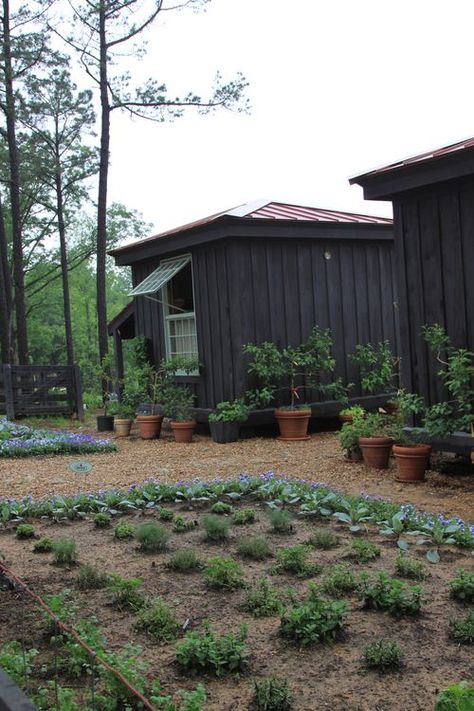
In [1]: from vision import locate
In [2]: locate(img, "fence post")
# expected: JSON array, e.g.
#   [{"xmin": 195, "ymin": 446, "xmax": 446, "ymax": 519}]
[
  {"xmin": 73, "ymin": 364, "xmax": 84, "ymax": 422},
  {"xmin": 3, "ymin": 365, "xmax": 15, "ymax": 420}
]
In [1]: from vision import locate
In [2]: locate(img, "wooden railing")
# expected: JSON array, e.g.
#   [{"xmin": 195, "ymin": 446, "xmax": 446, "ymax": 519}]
[{"xmin": 0, "ymin": 365, "xmax": 84, "ymax": 420}]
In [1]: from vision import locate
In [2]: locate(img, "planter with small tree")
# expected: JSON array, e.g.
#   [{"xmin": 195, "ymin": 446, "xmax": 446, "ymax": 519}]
[
  {"xmin": 158, "ymin": 357, "xmax": 199, "ymax": 443},
  {"xmin": 208, "ymin": 398, "xmax": 251, "ymax": 444},
  {"xmin": 339, "ymin": 404, "xmax": 366, "ymax": 424},
  {"xmin": 136, "ymin": 365, "xmax": 163, "ymax": 440},
  {"xmin": 357, "ymin": 413, "xmax": 395, "ymax": 469},
  {"xmin": 95, "ymin": 353, "xmax": 119, "ymax": 432},
  {"xmin": 349, "ymin": 340, "xmax": 399, "ymax": 412},
  {"xmin": 114, "ymin": 387, "xmax": 142, "ymax": 437}
]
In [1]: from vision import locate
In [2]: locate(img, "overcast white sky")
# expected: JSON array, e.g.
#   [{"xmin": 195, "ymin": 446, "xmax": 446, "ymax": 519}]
[{"xmin": 106, "ymin": 0, "xmax": 474, "ymax": 236}]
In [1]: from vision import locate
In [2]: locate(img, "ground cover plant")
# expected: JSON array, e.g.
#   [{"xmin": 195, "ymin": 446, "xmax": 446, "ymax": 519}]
[
  {"xmin": 272, "ymin": 544, "xmax": 322, "ymax": 578},
  {"xmin": 175, "ymin": 621, "xmax": 249, "ymax": 676},
  {"xmin": 203, "ymin": 556, "xmax": 246, "ymax": 590},
  {"xmin": 237, "ymin": 535, "xmax": 272, "ymax": 560},
  {"xmin": 280, "ymin": 583, "xmax": 347, "ymax": 645},
  {"xmin": 135, "ymin": 521, "xmax": 169, "ymax": 552},
  {"xmin": 253, "ymin": 676, "xmax": 292, "ymax": 710},
  {"xmin": 362, "ymin": 639, "xmax": 404, "ymax": 672}
]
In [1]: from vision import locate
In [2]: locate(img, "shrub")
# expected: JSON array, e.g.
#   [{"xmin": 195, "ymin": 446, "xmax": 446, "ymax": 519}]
[
  {"xmin": 173, "ymin": 514, "xmax": 197, "ymax": 533},
  {"xmin": 53, "ymin": 538, "xmax": 77, "ymax": 566},
  {"xmin": 253, "ymin": 676, "xmax": 292, "ymax": 710},
  {"xmin": 210, "ymin": 501, "xmax": 233, "ymax": 515},
  {"xmin": 237, "ymin": 535, "xmax": 272, "ymax": 560},
  {"xmin": 280, "ymin": 584, "xmax": 346, "ymax": 645},
  {"xmin": 0, "ymin": 641, "xmax": 38, "ymax": 685},
  {"xmin": 94, "ymin": 512, "xmax": 111, "ymax": 528},
  {"xmin": 176, "ymin": 621, "xmax": 249, "ymax": 676},
  {"xmin": 136, "ymin": 521, "xmax": 169, "ymax": 552},
  {"xmin": 268, "ymin": 508, "xmax": 293, "ymax": 534},
  {"xmin": 272, "ymin": 545, "xmax": 322, "ymax": 578},
  {"xmin": 242, "ymin": 578, "xmax": 283, "ymax": 618},
  {"xmin": 108, "ymin": 574, "xmax": 147, "ymax": 612},
  {"xmin": 133, "ymin": 597, "xmax": 180, "ymax": 642},
  {"xmin": 348, "ymin": 538, "xmax": 381, "ymax": 562},
  {"xmin": 434, "ymin": 681, "xmax": 474, "ymax": 711},
  {"xmin": 307, "ymin": 528, "xmax": 339, "ymax": 550},
  {"xmin": 76, "ymin": 564, "xmax": 110, "ymax": 590},
  {"xmin": 358, "ymin": 572, "xmax": 423, "ymax": 617},
  {"xmin": 114, "ymin": 520, "xmax": 135, "ymax": 540},
  {"xmin": 16, "ymin": 523, "xmax": 35, "ymax": 539},
  {"xmin": 362, "ymin": 639, "xmax": 404, "ymax": 671},
  {"xmin": 395, "ymin": 553, "xmax": 427, "ymax": 581},
  {"xmin": 233, "ymin": 507, "xmax": 257, "ymax": 525},
  {"xmin": 320, "ymin": 563, "xmax": 357, "ymax": 598},
  {"xmin": 448, "ymin": 610, "xmax": 474, "ymax": 645},
  {"xmin": 450, "ymin": 569, "xmax": 474, "ymax": 603},
  {"xmin": 158, "ymin": 507, "xmax": 174, "ymax": 521},
  {"xmin": 166, "ymin": 549, "xmax": 202, "ymax": 573},
  {"xmin": 203, "ymin": 556, "xmax": 245, "ymax": 590},
  {"xmin": 33, "ymin": 536, "xmax": 53, "ymax": 553},
  {"xmin": 202, "ymin": 514, "xmax": 230, "ymax": 542}
]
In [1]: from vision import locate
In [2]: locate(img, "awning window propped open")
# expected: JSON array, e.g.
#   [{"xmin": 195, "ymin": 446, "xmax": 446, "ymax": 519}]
[{"xmin": 128, "ymin": 255, "xmax": 191, "ymax": 297}]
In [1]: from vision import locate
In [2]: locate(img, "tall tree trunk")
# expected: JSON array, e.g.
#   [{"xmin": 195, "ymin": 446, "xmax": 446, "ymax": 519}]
[
  {"xmin": 2, "ymin": 0, "xmax": 28, "ymax": 363},
  {"xmin": 55, "ymin": 156, "xmax": 75, "ymax": 366},
  {"xmin": 0, "ymin": 195, "xmax": 13, "ymax": 362}
]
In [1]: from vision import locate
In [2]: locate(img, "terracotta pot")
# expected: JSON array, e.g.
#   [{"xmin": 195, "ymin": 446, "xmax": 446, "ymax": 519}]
[
  {"xmin": 114, "ymin": 418, "xmax": 132, "ymax": 437},
  {"xmin": 274, "ymin": 409, "xmax": 311, "ymax": 441},
  {"xmin": 393, "ymin": 444, "xmax": 432, "ymax": 482},
  {"xmin": 359, "ymin": 436, "xmax": 394, "ymax": 469},
  {"xmin": 171, "ymin": 420, "xmax": 196, "ymax": 443},
  {"xmin": 136, "ymin": 414, "xmax": 163, "ymax": 440}
]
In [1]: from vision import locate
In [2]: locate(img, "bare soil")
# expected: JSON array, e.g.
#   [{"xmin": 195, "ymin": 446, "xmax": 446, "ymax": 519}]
[{"xmin": 0, "ymin": 500, "xmax": 473, "ymax": 710}]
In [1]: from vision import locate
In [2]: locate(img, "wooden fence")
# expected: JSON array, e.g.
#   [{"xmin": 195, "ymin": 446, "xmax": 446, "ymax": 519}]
[{"xmin": 0, "ymin": 365, "xmax": 84, "ymax": 420}]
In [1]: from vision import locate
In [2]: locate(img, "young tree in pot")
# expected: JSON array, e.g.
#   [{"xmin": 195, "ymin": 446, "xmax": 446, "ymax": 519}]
[
  {"xmin": 358, "ymin": 413, "xmax": 395, "ymax": 469},
  {"xmin": 158, "ymin": 357, "xmax": 199, "ymax": 443},
  {"xmin": 244, "ymin": 326, "xmax": 348, "ymax": 441},
  {"xmin": 349, "ymin": 340, "xmax": 400, "ymax": 412},
  {"xmin": 136, "ymin": 365, "xmax": 163, "ymax": 440},
  {"xmin": 338, "ymin": 409, "xmax": 367, "ymax": 460},
  {"xmin": 95, "ymin": 353, "xmax": 119, "ymax": 432},
  {"xmin": 114, "ymin": 387, "xmax": 141, "ymax": 437},
  {"xmin": 208, "ymin": 398, "xmax": 251, "ymax": 444}
]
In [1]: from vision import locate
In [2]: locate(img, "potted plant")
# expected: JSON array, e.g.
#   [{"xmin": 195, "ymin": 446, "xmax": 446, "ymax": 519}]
[
  {"xmin": 349, "ymin": 341, "xmax": 400, "ymax": 412},
  {"xmin": 358, "ymin": 413, "xmax": 394, "ymax": 469},
  {"xmin": 208, "ymin": 398, "xmax": 251, "ymax": 444},
  {"xmin": 244, "ymin": 326, "xmax": 349, "ymax": 441},
  {"xmin": 136, "ymin": 365, "xmax": 163, "ymax": 440},
  {"xmin": 339, "ymin": 404, "xmax": 366, "ymax": 424},
  {"xmin": 158, "ymin": 357, "xmax": 199, "ymax": 443},
  {"xmin": 95, "ymin": 353, "xmax": 119, "ymax": 432},
  {"xmin": 338, "ymin": 410, "xmax": 367, "ymax": 460},
  {"xmin": 114, "ymin": 388, "xmax": 141, "ymax": 437}
]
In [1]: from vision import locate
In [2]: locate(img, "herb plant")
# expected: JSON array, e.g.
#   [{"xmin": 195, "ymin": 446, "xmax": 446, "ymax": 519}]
[
  {"xmin": 114, "ymin": 520, "xmax": 135, "ymax": 539},
  {"xmin": 108, "ymin": 574, "xmax": 147, "ymax": 612},
  {"xmin": 52, "ymin": 538, "xmax": 77, "ymax": 566},
  {"xmin": 176, "ymin": 621, "xmax": 249, "ymax": 676},
  {"xmin": 434, "ymin": 680, "xmax": 474, "ymax": 711},
  {"xmin": 242, "ymin": 578, "xmax": 283, "ymax": 618},
  {"xmin": 208, "ymin": 398, "xmax": 251, "ymax": 423},
  {"xmin": 358, "ymin": 572, "xmax": 423, "ymax": 617},
  {"xmin": 166, "ymin": 548, "xmax": 202, "ymax": 573},
  {"xmin": 307, "ymin": 528, "xmax": 339, "ymax": 549},
  {"xmin": 450, "ymin": 569, "xmax": 474, "ymax": 603},
  {"xmin": 203, "ymin": 556, "xmax": 246, "ymax": 590},
  {"xmin": 94, "ymin": 512, "xmax": 111, "ymax": 528},
  {"xmin": 320, "ymin": 563, "xmax": 357, "ymax": 597},
  {"xmin": 0, "ymin": 641, "xmax": 38, "ymax": 685},
  {"xmin": 272, "ymin": 545, "xmax": 322, "ymax": 578},
  {"xmin": 33, "ymin": 536, "xmax": 53, "ymax": 553},
  {"xmin": 395, "ymin": 553, "xmax": 427, "ymax": 581},
  {"xmin": 280, "ymin": 584, "xmax": 347, "ymax": 645},
  {"xmin": 16, "ymin": 523, "xmax": 35, "ymax": 538},
  {"xmin": 233, "ymin": 507, "xmax": 257, "ymax": 525},
  {"xmin": 158, "ymin": 507, "xmax": 174, "ymax": 521},
  {"xmin": 362, "ymin": 639, "xmax": 404, "ymax": 671},
  {"xmin": 173, "ymin": 514, "xmax": 197, "ymax": 533},
  {"xmin": 237, "ymin": 535, "xmax": 272, "ymax": 560},
  {"xmin": 136, "ymin": 521, "xmax": 169, "ymax": 552},
  {"xmin": 253, "ymin": 676, "xmax": 293, "ymax": 710},
  {"xmin": 210, "ymin": 501, "xmax": 233, "ymax": 515},
  {"xmin": 449, "ymin": 610, "xmax": 474, "ymax": 645},
  {"xmin": 347, "ymin": 538, "xmax": 381, "ymax": 562},
  {"xmin": 202, "ymin": 514, "xmax": 230, "ymax": 542},
  {"xmin": 76, "ymin": 564, "xmax": 110, "ymax": 590},
  {"xmin": 268, "ymin": 508, "xmax": 293, "ymax": 534},
  {"xmin": 133, "ymin": 597, "xmax": 180, "ymax": 642}
]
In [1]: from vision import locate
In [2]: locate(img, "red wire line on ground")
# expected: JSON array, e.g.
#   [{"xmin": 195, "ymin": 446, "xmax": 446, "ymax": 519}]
[{"xmin": 0, "ymin": 561, "xmax": 157, "ymax": 711}]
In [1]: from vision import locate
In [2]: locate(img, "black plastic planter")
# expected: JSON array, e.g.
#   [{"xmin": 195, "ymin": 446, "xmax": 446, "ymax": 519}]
[
  {"xmin": 96, "ymin": 415, "xmax": 115, "ymax": 432},
  {"xmin": 209, "ymin": 421, "xmax": 240, "ymax": 444}
]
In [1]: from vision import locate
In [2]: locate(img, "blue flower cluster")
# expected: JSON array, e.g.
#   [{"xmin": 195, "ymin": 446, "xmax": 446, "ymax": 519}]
[{"xmin": 0, "ymin": 418, "xmax": 116, "ymax": 458}]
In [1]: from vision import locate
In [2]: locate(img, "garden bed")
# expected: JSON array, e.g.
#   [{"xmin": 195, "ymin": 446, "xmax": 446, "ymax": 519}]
[
  {"xmin": 0, "ymin": 481, "xmax": 473, "ymax": 710},
  {"xmin": 0, "ymin": 419, "xmax": 116, "ymax": 458}
]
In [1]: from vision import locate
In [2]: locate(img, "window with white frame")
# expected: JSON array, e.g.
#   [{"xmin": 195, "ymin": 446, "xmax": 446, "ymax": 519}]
[{"xmin": 161, "ymin": 257, "xmax": 198, "ymax": 362}]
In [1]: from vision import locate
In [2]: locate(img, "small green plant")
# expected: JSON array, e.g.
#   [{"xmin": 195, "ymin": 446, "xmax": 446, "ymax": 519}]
[
  {"xmin": 268, "ymin": 508, "xmax": 293, "ymax": 534},
  {"xmin": 94, "ymin": 512, "xmax": 111, "ymax": 528},
  {"xmin": 272, "ymin": 545, "xmax": 322, "ymax": 578},
  {"xmin": 449, "ymin": 610, "xmax": 474, "ymax": 645},
  {"xmin": 358, "ymin": 571, "xmax": 423, "ymax": 617},
  {"xmin": 52, "ymin": 538, "xmax": 77, "ymax": 566},
  {"xmin": 76, "ymin": 564, "xmax": 110, "ymax": 590},
  {"xmin": 43, "ymin": 590, "xmax": 77, "ymax": 636},
  {"xmin": 33, "ymin": 536, "xmax": 53, "ymax": 553},
  {"xmin": 166, "ymin": 548, "xmax": 202, "ymax": 573},
  {"xmin": 242, "ymin": 578, "xmax": 283, "ymax": 618},
  {"xmin": 136, "ymin": 521, "xmax": 169, "ymax": 552},
  {"xmin": 233, "ymin": 507, "xmax": 257, "ymax": 525},
  {"xmin": 133, "ymin": 597, "xmax": 180, "ymax": 642},
  {"xmin": 348, "ymin": 538, "xmax": 381, "ymax": 562},
  {"xmin": 0, "ymin": 641, "xmax": 38, "ymax": 685},
  {"xmin": 307, "ymin": 528, "xmax": 339, "ymax": 549},
  {"xmin": 16, "ymin": 523, "xmax": 35, "ymax": 539},
  {"xmin": 450, "ymin": 569, "xmax": 474, "ymax": 603},
  {"xmin": 395, "ymin": 552, "xmax": 427, "ymax": 581},
  {"xmin": 158, "ymin": 507, "xmax": 174, "ymax": 521},
  {"xmin": 349, "ymin": 341, "xmax": 398, "ymax": 394},
  {"xmin": 253, "ymin": 676, "xmax": 292, "ymax": 710},
  {"xmin": 362, "ymin": 639, "xmax": 404, "ymax": 671},
  {"xmin": 237, "ymin": 535, "xmax": 272, "ymax": 560},
  {"xmin": 173, "ymin": 514, "xmax": 197, "ymax": 533},
  {"xmin": 202, "ymin": 513, "xmax": 230, "ymax": 542},
  {"xmin": 176, "ymin": 621, "xmax": 249, "ymax": 676},
  {"xmin": 108, "ymin": 574, "xmax": 147, "ymax": 611},
  {"xmin": 208, "ymin": 398, "xmax": 251, "ymax": 423},
  {"xmin": 62, "ymin": 618, "xmax": 106, "ymax": 678},
  {"xmin": 340, "ymin": 404, "xmax": 366, "ymax": 418},
  {"xmin": 210, "ymin": 501, "xmax": 233, "ymax": 515},
  {"xmin": 203, "ymin": 556, "xmax": 246, "ymax": 590},
  {"xmin": 320, "ymin": 563, "xmax": 357, "ymax": 598},
  {"xmin": 114, "ymin": 520, "xmax": 135, "ymax": 539},
  {"xmin": 280, "ymin": 583, "xmax": 347, "ymax": 645},
  {"xmin": 434, "ymin": 680, "xmax": 474, "ymax": 711}
]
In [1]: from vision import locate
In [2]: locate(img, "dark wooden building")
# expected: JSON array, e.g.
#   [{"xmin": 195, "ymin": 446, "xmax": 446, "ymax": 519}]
[
  {"xmin": 350, "ymin": 137, "xmax": 474, "ymax": 407},
  {"xmin": 109, "ymin": 200, "xmax": 397, "ymax": 421}
]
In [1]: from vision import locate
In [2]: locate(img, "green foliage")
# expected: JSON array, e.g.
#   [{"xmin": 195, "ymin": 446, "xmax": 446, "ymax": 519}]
[
  {"xmin": 395, "ymin": 553, "xmax": 427, "ymax": 581},
  {"xmin": 348, "ymin": 538, "xmax": 381, "ymax": 562},
  {"xmin": 268, "ymin": 507, "xmax": 293, "ymax": 534},
  {"xmin": 166, "ymin": 548, "xmax": 202, "ymax": 573},
  {"xmin": 339, "ymin": 405, "xmax": 366, "ymax": 418},
  {"xmin": 358, "ymin": 571, "xmax": 423, "ymax": 616},
  {"xmin": 280, "ymin": 584, "xmax": 347, "ymax": 645},
  {"xmin": 449, "ymin": 610, "xmax": 474, "ymax": 645},
  {"xmin": 156, "ymin": 358, "xmax": 199, "ymax": 421},
  {"xmin": 272, "ymin": 545, "xmax": 322, "ymax": 578},
  {"xmin": 349, "ymin": 341, "xmax": 398, "ymax": 393},
  {"xmin": 202, "ymin": 513, "xmax": 230, "ymax": 542},
  {"xmin": 450, "ymin": 569, "xmax": 474, "ymax": 603},
  {"xmin": 233, "ymin": 507, "xmax": 257, "ymax": 525},
  {"xmin": 76, "ymin": 564, "xmax": 110, "ymax": 590},
  {"xmin": 210, "ymin": 501, "xmax": 234, "ymax": 515},
  {"xmin": 33, "ymin": 536, "xmax": 53, "ymax": 553},
  {"xmin": 362, "ymin": 639, "xmax": 404, "ymax": 671},
  {"xmin": 133, "ymin": 597, "xmax": 180, "ymax": 642},
  {"xmin": 159, "ymin": 507, "xmax": 175, "ymax": 521},
  {"xmin": 108, "ymin": 574, "xmax": 147, "ymax": 612},
  {"xmin": 208, "ymin": 398, "xmax": 251, "ymax": 422},
  {"xmin": 0, "ymin": 641, "xmax": 38, "ymax": 685},
  {"xmin": 434, "ymin": 681, "xmax": 474, "ymax": 711},
  {"xmin": 237, "ymin": 535, "xmax": 272, "ymax": 560},
  {"xmin": 242, "ymin": 577, "xmax": 283, "ymax": 618},
  {"xmin": 52, "ymin": 538, "xmax": 78, "ymax": 566},
  {"xmin": 114, "ymin": 520, "xmax": 135, "ymax": 539},
  {"xmin": 176, "ymin": 621, "xmax": 249, "ymax": 676},
  {"xmin": 43, "ymin": 590, "xmax": 77, "ymax": 636},
  {"xmin": 338, "ymin": 416, "xmax": 369, "ymax": 458},
  {"xmin": 253, "ymin": 676, "xmax": 293, "ymax": 710},
  {"xmin": 173, "ymin": 514, "xmax": 197, "ymax": 533},
  {"xmin": 203, "ymin": 556, "xmax": 246, "ymax": 590},
  {"xmin": 136, "ymin": 521, "xmax": 169, "ymax": 552},
  {"xmin": 307, "ymin": 528, "xmax": 339, "ymax": 549},
  {"xmin": 320, "ymin": 563, "xmax": 357, "ymax": 597},
  {"xmin": 61, "ymin": 618, "xmax": 106, "ymax": 678},
  {"xmin": 94, "ymin": 511, "xmax": 111, "ymax": 528},
  {"xmin": 34, "ymin": 683, "xmax": 82, "ymax": 710},
  {"xmin": 16, "ymin": 523, "xmax": 35, "ymax": 538}
]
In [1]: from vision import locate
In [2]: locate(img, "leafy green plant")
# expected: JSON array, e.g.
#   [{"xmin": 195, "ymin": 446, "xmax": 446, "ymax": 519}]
[
  {"xmin": 307, "ymin": 528, "xmax": 339, "ymax": 549},
  {"xmin": 340, "ymin": 405, "xmax": 366, "ymax": 418},
  {"xmin": 173, "ymin": 514, "xmax": 197, "ymax": 533},
  {"xmin": 76, "ymin": 564, "xmax": 110, "ymax": 590},
  {"xmin": 333, "ymin": 496, "xmax": 373, "ymax": 532},
  {"xmin": 272, "ymin": 545, "xmax": 322, "ymax": 578},
  {"xmin": 159, "ymin": 507, "xmax": 175, "ymax": 521},
  {"xmin": 52, "ymin": 538, "xmax": 77, "ymax": 566},
  {"xmin": 242, "ymin": 577, "xmax": 283, "ymax": 618},
  {"xmin": 166, "ymin": 548, "xmax": 202, "ymax": 573},
  {"xmin": 203, "ymin": 556, "xmax": 246, "ymax": 590},
  {"xmin": 358, "ymin": 571, "xmax": 423, "ymax": 617},
  {"xmin": 133, "ymin": 597, "xmax": 180, "ymax": 642},
  {"xmin": 94, "ymin": 511, "xmax": 111, "ymax": 528},
  {"xmin": 210, "ymin": 501, "xmax": 233, "ymax": 515},
  {"xmin": 136, "ymin": 521, "xmax": 169, "ymax": 552},
  {"xmin": 33, "ymin": 536, "xmax": 53, "ymax": 553},
  {"xmin": 347, "ymin": 538, "xmax": 381, "ymax": 562},
  {"xmin": 237, "ymin": 535, "xmax": 272, "ymax": 560},
  {"xmin": 0, "ymin": 641, "xmax": 38, "ymax": 685},
  {"xmin": 449, "ymin": 610, "xmax": 474, "ymax": 645},
  {"xmin": 268, "ymin": 507, "xmax": 293, "ymax": 534},
  {"xmin": 16, "ymin": 523, "xmax": 35, "ymax": 539},
  {"xmin": 61, "ymin": 618, "xmax": 106, "ymax": 678},
  {"xmin": 157, "ymin": 357, "xmax": 199, "ymax": 421},
  {"xmin": 114, "ymin": 520, "xmax": 135, "ymax": 539},
  {"xmin": 320, "ymin": 563, "xmax": 357, "ymax": 597},
  {"xmin": 280, "ymin": 584, "xmax": 347, "ymax": 645},
  {"xmin": 233, "ymin": 507, "xmax": 257, "ymax": 525},
  {"xmin": 108, "ymin": 574, "xmax": 147, "ymax": 611},
  {"xmin": 208, "ymin": 398, "xmax": 251, "ymax": 423},
  {"xmin": 395, "ymin": 552, "xmax": 427, "ymax": 581},
  {"xmin": 43, "ymin": 590, "xmax": 77, "ymax": 636},
  {"xmin": 176, "ymin": 621, "xmax": 249, "ymax": 676},
  {"xmin": 349, "ymin": 341, "xmax": 398, "ymax": 394},
  {"xmin": 434, "ymin": 681, "xmax": 474, "ymax": 711},
  {"xmin": 450, "ymin": 569, "xmax": 474, "ymax": 603},
  {"xmin": 362, "ymin": 639, "xmax": 404, "ymax": 671},
  {"xmin": 202, "ymin": 513, "xmax": 230, "ymax": 542},
  {"xmin": 253, "ymin": 676, "xmax": 292, "ymax": 710}
]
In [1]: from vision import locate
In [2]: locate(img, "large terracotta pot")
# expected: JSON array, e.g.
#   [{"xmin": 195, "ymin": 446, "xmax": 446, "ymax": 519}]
[
  {"xmin": 114, "ymin": 418, "xmax": 132, "ymax": 437},
  {"xmin": 274, "ymin": 409, "xmax": 311, "ymax": 441},
  {"xmin": 359, "ymin": 436, "xmax": 394, "ymax": 469},
  {"xmin": 171, "ymin": 420, "xmax": 196, "ymax": 443},
  {"xmin": 136, "ymin": 414, "xmax": 163, "ymax": 440},
  {"xmin": 393, "ymin": 444, "xmax": 432, "ymax": 482}
]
